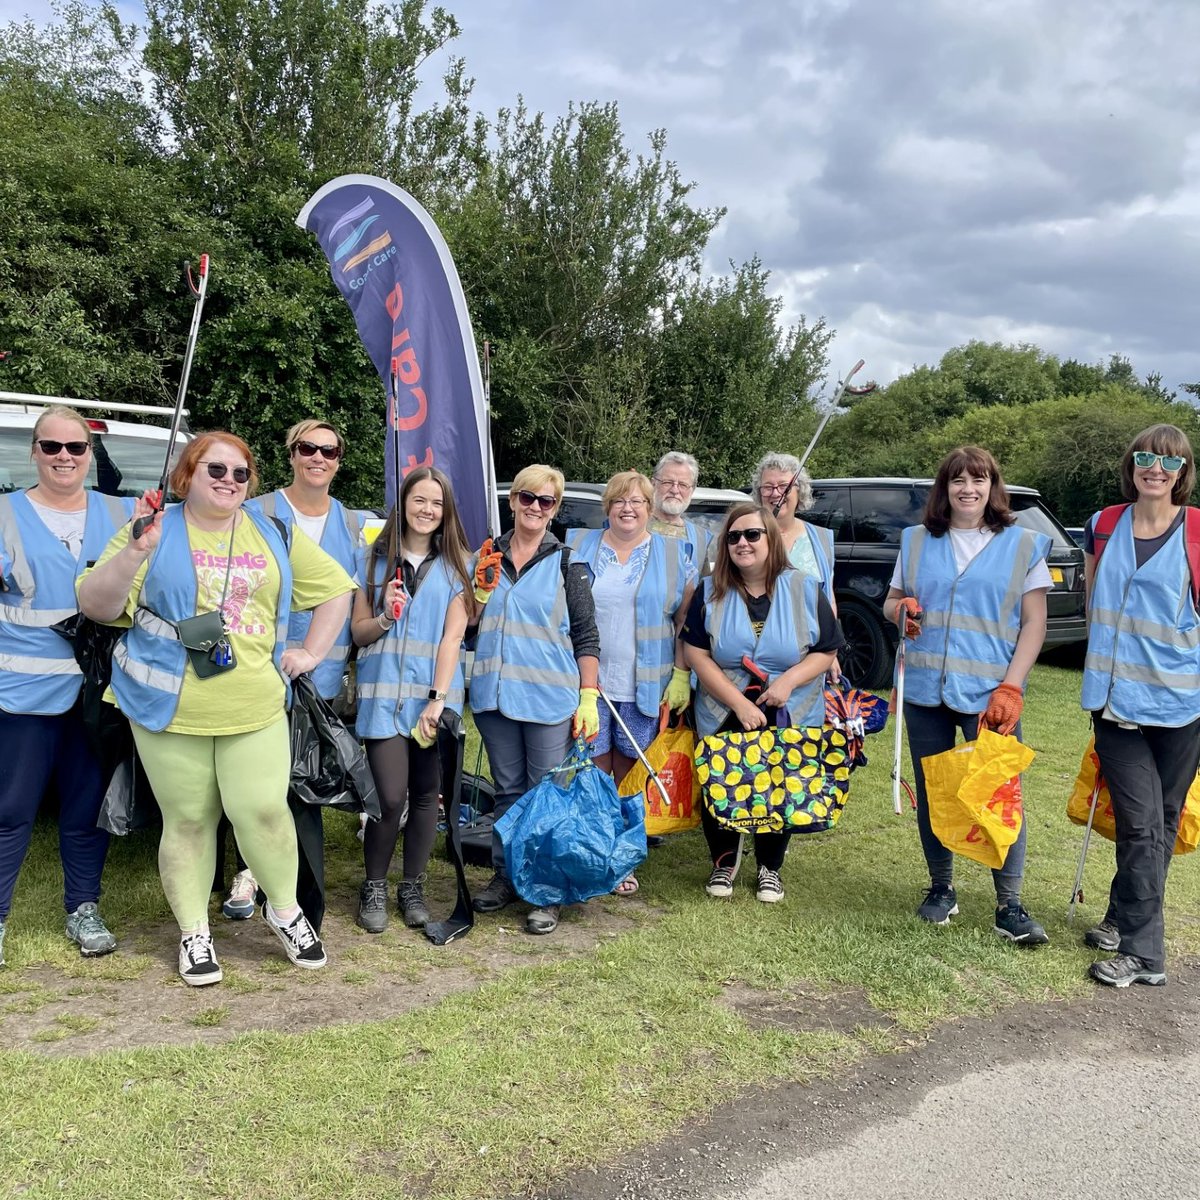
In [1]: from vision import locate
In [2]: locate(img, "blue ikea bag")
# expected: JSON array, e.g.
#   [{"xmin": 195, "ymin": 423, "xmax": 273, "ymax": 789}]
[{"xmin": 495, "ymin": 738, "xmax": 647, "ymax": 908}]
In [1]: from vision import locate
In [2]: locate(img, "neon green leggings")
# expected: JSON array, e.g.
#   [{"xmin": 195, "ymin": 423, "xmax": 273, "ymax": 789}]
[{"xmin": 132, "ymin": 716, "xmax": 297, "ymax": 933}]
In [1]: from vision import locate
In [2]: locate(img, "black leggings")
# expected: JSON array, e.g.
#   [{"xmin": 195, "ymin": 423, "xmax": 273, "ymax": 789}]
[
  {"xmin": 700, "ymin": 802, "xmax": 788, "ymax": 873},
  {"xmin": 363, "ymin": 735, "xmax": 441, "ymax": 880}
]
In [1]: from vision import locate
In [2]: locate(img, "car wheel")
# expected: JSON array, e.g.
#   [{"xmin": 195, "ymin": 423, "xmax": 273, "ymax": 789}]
[{"xmin": 837, "ymin": 599, "xmax": 893, "ymax": 691}]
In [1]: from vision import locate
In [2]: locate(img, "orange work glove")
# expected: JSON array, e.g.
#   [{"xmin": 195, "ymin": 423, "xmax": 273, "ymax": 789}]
[
  {"xmin": 473, "ymin": 537, "xmax": 503, "ymax": 604},
  {"xmin": 896, "ymin": 597, "xmax": 923, "ymax": 638},
  {"xmin": 981, "ymin": 683, "xmax": 1024, "ymax": 736}
]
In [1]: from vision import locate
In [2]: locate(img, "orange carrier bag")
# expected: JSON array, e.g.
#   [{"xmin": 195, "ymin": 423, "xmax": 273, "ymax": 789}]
[
  {"xmin": 618, "ymin": 713, "xmax": 701, "ymax": 836},
  {"xmin": 922, "ymin": 729, "xmax": 1034, "ymax": 869}
]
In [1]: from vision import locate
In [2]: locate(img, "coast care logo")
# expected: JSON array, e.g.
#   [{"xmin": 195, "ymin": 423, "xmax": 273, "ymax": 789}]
[{"xmin": 330, "ymin": 196, "xmax": 397, "ymax": 288}]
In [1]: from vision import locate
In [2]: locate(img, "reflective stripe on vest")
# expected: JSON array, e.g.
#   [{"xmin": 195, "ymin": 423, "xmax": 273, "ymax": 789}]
[
  {"xmin": 569, "ymin": 529, "xmax": 687, "ymax": 718},
  {"xmin": 355, "ymin": 552, "xmax": 465, "ymax": 738},
  {"xmin": 806, "ymin": 522, "xmax": 836, "ymax": 601},
  {"xmin": 0, "ymin": 490, "xmax": 132, "ymax": 715},
  {"xmin": 1082, "ymin": 506, "xmax": 1200, "ymax": 725},
  {"xmin": 693, "ymin": 569, "xmax": 825, "ymax": 737},
  {"xmin": 253, "ymin": 491, "xmax": 362, "ymax": 700},
  {"xmin": 109, "ymin": 504, "xmax": 293, "ymax": 732},
  {"xmin": 900, "ymin": 524, "xmax": 1049, "ymax": 713},
  {"xmin": 470, "ymin": 549, "xmax": 579, "ymax": 724},
  {"xmin": 684, "ymin": 519, "xmax": 712, "ymax": 575}
]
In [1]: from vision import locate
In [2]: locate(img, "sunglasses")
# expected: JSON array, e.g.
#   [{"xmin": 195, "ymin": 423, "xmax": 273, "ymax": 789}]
[
  {"xmin": 294, "ymin": 440, "xmax": 342, "ymax": 461},
  {"xmin": 35, "ymin": 439, "xmax": 90, "ymax": 457},
  {"xmin": 516, "ymin": 490, "xmax": 556, "ymax": 512},
  {"xmin": 1133, "ymin": 451, "xmax": 1187, "ymax": 472},
  {"xmin": 200, "ymin": 461, "xmax": 251, "ymax": 484},
  {"xmin": 725, "ymin": 527, "xmax": 767, "ymax": 545}
]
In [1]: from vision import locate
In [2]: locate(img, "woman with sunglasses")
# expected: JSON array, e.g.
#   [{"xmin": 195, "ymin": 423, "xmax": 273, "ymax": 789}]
[
  {"xmin": 78, "ymin": 433, "xmax": 356, "ymax": 986},
  {"xmin": 470, "ymin": 466, "xmax": 601, "ymax": 935},
  {"xmin": 884, "ymin": 446, "xmax": 1051, "ymax": 944},
  {"xmin": 752, "ymin": 453, "xmax": 836, "ymax": 601},
  {"xmin": 350, "ymin": 466, "xmax": 473, "ymax": 933},
  {"xmin": 568, "ymin": 471, "xmax": 697, "ymax": 894},
  {"xmin": 0, "ymin": 406, "xmax": 134, "ymax": 967},
  {"xmin": 1080, "ymin": 426, "xmax": 1200, "ymax": 988},
  {"xmin": 222, "ymin": 420, "xmax": 364, "ymax": 922},
  {"xmin": 683, "ymin": 504, "xmax": 842, "ymax": 902}
]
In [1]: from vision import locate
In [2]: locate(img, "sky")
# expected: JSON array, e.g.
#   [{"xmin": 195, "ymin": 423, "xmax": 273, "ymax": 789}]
[{"xmin": 6, "ymin": 0, "xmax": 1200, "ymax": 394}]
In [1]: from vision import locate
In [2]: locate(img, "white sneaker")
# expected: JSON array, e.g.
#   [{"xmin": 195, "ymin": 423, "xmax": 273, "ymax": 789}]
[
  {"xmin": 222, "ymin": 869, "xmax": 258, "ymax": 920},
  {"xmin": 179, "ymin": 931, "xmax": 222, "ymax": 986}
]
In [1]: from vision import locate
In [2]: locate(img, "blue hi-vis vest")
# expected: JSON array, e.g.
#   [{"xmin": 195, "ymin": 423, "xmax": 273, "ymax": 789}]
[
  {"xmin": 568, "ymin": 528, "xmax": 688, "ymax": 719},
  {"xmin": 793, "ymin": 521, "xmax": 836, "ymax": 601},
  {"xmin": 1082, "ymin": 506, "xmax": 1200, "ymax": 726},
  {"xmin": 110, "ymin": 504, "xmax": 293, "ymax": 732},
  {"xmin": 0, "ymin": 490, "xmax": 133, "ymax": 715},
  {"xmin": 683, "ymin": 519, "xmax": 712, "ymax": 575},
  {"xmin": 694, "ymin": 569, "xmax": 826, "ymax": 737},
  {"xmin": 251, "ymin": 491, "xmax": 363, "ymax": 700},
  {"xmin": 355, "ymin": 549, "xmax": 466, "ymax": 739},
  {"xmin": 899, "ymin": 523, "xmax": 1050, "ymax": 714},
  {"xmin": 470, "ymin": 547, "xmax": 579, "ymax": 725}
]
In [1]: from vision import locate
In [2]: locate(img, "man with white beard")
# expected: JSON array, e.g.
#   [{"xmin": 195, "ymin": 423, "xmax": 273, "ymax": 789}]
[{"xmin": 648, "ymin": 451, "xmax": 712, "ymax": 576}]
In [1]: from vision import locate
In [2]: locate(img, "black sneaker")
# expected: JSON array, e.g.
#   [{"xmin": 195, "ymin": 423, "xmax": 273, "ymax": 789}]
[
  {"xmin": 1089, "ymin": 954, "xmax": 1166, "ymax": 988},
  {"xmin": 398, "ymin": 876, "xmax": 431, "ymax": 928},
  {"xmin": 178, "ymin": 931, "xmax": 222, "ymax": 987},
  {"xmin": 356, "ymin": 879, "xmax": 389, "ymax": 934},
  {"xmin": 916, "ymin": 884, "xmax": 958, "ymax": 925},
  {"xmin": 526, "ymin": 905, "xmax": 560, "ymax": 935},
  {"xmin": 755, "ymin": 866, "xmax": 785, "ymax": 903},
  {"xmin": 993, "ymin": 902, "xmax": 1050, "ymax": 946},
  {"xmin": 263, "ymin": 905, "xmax": 327, "ymax": 969},
  {"xmin": 1085, "ymin": 920, "xmax": 1120, "ymax": 953},
  {"xmin": 705, "ymin": 842, "xmax": 743, "ymax": 898},
  {"xmin": 472, "ymin": 872, "xmax": 518, "ymax": 914}
]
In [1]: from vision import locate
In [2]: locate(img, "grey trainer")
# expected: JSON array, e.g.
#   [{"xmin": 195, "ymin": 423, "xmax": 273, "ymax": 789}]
[{"xmin": 65, "ymin": 903, "xmax": 117, "ymax": 957}]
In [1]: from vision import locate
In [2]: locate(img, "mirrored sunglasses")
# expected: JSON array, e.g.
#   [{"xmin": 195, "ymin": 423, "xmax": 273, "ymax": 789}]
[{"xmin": 1132, "ymin": 451, "xmax": 1186, "ymax": 472}]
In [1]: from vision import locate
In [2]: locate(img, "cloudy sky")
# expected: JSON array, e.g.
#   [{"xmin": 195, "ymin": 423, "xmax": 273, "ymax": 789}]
[{"xmin": 7, "ymin": 0, "xmax": 1200, "ymax": 392}]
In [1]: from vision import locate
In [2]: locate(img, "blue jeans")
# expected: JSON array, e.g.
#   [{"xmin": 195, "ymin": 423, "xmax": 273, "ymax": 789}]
[
  {"xmin": 903, "ymin": 701, "xmax": 1027, "ymax": 905},
  {"xmin": 472, "ymin": 711, "xmax": 572, "ymax": 878}
]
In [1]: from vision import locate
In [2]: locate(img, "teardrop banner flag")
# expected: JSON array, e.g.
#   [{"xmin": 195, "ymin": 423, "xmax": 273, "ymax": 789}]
[{"xmin": 297, "ymin": 174, "xmax": 497, "ymax": 544}]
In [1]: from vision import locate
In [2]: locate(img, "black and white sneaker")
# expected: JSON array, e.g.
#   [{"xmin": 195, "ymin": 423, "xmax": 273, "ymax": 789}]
[
  {"xmin": 705, "ymin": 841, "xmax": 744, "ymax": 898},
  {"xmin": 178, "ymin": 931, "xmax": 222, "ymax": 987},
  {"xmin": 993, "ymin": 902, "xmax": 1050, "ymax": 946},
  {"xmin": 263, "ymin": 905, "xmax": 327, "ymax": 969},
  {"xmin": 755, "ymin": 867, "xmax": 785, "ymax": 904},
  {"xmin": 916, "ymin": 883, "xmax": 959, "ymax": 926}
]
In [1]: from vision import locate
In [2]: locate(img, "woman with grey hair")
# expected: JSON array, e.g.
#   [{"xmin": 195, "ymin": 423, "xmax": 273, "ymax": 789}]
[{"xmin": 752, "ymin": 453, "xmax": 835, "ymax": 601}]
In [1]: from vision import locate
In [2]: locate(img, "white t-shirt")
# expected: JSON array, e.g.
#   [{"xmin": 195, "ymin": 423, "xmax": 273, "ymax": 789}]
[
  {"xmin": 292, "ymin": 509, "xmax": 329, "ymax": 546},
  {"xmin": 28, "ymin": 497, "xmax": 87, "ymax": 560},
  {"xmin": 889, "ymin": 527, "xmax": 1053, "ymax": 593}
]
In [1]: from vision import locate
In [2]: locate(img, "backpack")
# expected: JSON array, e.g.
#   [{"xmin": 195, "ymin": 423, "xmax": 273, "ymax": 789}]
[{"xmin": 1091, "ymin": 504, "xmax": 1200, "ymax": 607}]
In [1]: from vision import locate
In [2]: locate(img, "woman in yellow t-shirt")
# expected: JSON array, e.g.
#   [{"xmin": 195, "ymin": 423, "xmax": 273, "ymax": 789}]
[{"xmin": 78, "ymin": 432, "xmax": 356, "ymax": 987}]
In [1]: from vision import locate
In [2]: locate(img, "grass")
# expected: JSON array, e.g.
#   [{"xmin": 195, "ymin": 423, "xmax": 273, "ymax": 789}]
[{"xmin": 3, "ymin": 662, "xmax": 1199, "ymax": 1199}]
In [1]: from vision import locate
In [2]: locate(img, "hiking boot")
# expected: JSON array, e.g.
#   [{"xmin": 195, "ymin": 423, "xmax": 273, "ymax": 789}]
[
  {"xmin": 472, "ymin": 872, "xmax": 518, "ymax": 914},
  {"xmin": 526, "ymin": 905, "xmax": 560, "ymax": 935},
  {"xmin": 356, "ymin": 879, "xmax": 389, "ymax": 934},
  {"xmin": 263, "ymin": 904, "xmax": 327, "ymax": 969},
  {"xmin": 65, "ymin": 903, "xmax": 117, "ymax": 957},
  {"xmin": 1089, "ymin": 954, "xmax": 1166, "ymax": 988},
  {"xmin": 705, "ymin": 843, "xmax": 743, "ymax": 898},
  {"xmin": 755, "ymin": 866, "xmax": 785, "ymax": 903},
  {"xmin": 1085, "ymin": 919, "xmax": 1120, "ymax": 953},
  {"xmin": 398, "ymin": 876, "xmax": 431, "ymax": 928},
  {"xmin": 993, "ymin": 902, "xmax": 1050, "ymax": 946},
  {"xmin": 222, "ymin": 869, "xmax": 258, "ymax": 920},
  {"xmin": 916, "ymin": 884, "xmax": 958, "ymax": 926},
  {"xmin": 178, "ymin": 931, "xmax": 222, "ymax": 987}
]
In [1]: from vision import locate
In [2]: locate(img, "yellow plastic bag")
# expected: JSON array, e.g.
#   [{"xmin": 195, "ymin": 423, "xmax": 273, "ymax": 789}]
[
  {"xmin": 922, "ymin": 728, "xmax": 1034, "ymax": 869},
  {"xmin": 618, "ymin": 718, "xmax": 701, "ymax": 836},
  {"xmin": 1068, "ymin": 736, "xmax": 1200, "ymax": 856}
]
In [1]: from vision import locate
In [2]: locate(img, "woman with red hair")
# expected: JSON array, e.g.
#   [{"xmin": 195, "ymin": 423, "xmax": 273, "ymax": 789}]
[{"xmin": 79, "ymin": 432, "xmax": 356, "ymax": 986}]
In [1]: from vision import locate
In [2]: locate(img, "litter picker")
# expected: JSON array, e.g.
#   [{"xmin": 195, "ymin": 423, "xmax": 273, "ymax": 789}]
[
  {"xmin": 596, "ymin": 686, "xmax": 672, "ymax": 814},
  {"xmin": 131, "ymin": 255, "xmax": 210, "ymax": 540},
  {"xmin": 890, "ymin": 607, "xmax": 921, "ymax": 815},
  {"xmin": 1068, "ymin": 772, "xmax": 1104, "ymax": 925}
]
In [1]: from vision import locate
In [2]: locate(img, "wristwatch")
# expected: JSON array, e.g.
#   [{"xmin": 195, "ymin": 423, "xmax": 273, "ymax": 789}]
[{"xmin": 428, "ymin": 688, "xmax": 447, "ymax": 701}]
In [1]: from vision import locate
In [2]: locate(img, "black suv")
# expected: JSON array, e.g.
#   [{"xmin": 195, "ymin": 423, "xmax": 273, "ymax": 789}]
[{"xmin": 805, "ymin": 478, "xmax": 1087, "ymax": 688}]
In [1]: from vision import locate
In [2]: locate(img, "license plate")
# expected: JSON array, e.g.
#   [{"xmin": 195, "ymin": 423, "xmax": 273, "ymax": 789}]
[{"xmin": 1050, "ymin": 567, "xmax": 1064, "ymax": 584}]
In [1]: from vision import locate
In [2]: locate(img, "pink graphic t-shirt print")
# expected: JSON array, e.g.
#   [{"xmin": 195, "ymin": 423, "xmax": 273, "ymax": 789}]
[{"xmin": 193, "ymin": 549, "xmax": 272, "ymax": 636}]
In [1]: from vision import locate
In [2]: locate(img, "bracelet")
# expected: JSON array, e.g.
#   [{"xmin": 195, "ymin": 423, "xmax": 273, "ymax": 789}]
[{"xmin": 377, "ymin": 612, "xmax": 394, "ymax": 631}]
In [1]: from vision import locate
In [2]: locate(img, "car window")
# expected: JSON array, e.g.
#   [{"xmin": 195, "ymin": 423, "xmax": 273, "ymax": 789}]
[
  {"xmin": 0, "ymin": 426, "xmax": 180, "ymax": 497},
  {"xmin": 849, "ymin": 486, "xmax": 926, "ymax": 545},
  {"xmin": 806, "ymin": 486, "xmax": 852, "ymax": 543},
  {"xmin": 1010, "ymin": 495, "xmax": 1076, "ymax": 551}
]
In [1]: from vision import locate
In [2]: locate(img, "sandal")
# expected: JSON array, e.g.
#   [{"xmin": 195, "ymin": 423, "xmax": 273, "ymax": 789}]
[{"xmin": 614, "ymin": 875, "xmax": 639, "ymax": 897}]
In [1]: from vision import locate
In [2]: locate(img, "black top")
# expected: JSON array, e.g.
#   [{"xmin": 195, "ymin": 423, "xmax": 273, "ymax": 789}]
[
  {"xmin": 681, "ymin": 580, "xmax": 844, "ymax": 656},
  {"xmin": 1084, "ymin": 508, "xmax": 1184, "ymax": 571}
]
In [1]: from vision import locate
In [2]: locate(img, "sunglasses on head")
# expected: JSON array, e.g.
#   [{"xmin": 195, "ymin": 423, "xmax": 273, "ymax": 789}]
[
  {"xmin": 36, "ymin": 439, "xmax": 90, "ymax": 457},
  {"xmin": 1133, "ymin": 451, "xmax": 1187, "ymax": 472},
  {"xmin": 516, "ymin": 490, "xmax": 556, "ymax": 512},
  {"xmin": 726, "ymin": 527, "xmax": 767, "ymax": 545},
  {"xmin": 201, "ymin": 461, "xmax": 251, "ymax": 484},
  {"xmin": 294, "ymin": 439, "xmax": 342, "ymax": 461}
]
